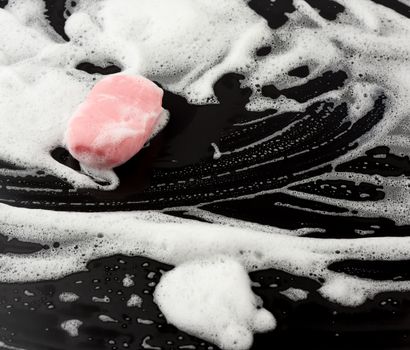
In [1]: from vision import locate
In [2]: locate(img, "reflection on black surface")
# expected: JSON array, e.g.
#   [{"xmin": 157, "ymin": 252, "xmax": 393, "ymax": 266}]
[
  {"xmin": 262, "ymin": 70, "xmax": 348, "ymax": 103},
  {"xmin": 75, "ymin": 62, "xmax": 122, "ymax": 76}
]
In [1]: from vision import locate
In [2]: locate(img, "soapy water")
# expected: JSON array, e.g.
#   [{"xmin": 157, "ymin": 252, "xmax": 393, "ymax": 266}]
[{"xmin": 1, "ymin": 0, "xmax": 410, "ymax": 349}]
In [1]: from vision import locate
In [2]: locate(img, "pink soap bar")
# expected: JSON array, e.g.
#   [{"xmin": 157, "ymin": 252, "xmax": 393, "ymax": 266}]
[{"xmin": 66, "ymin": 74, "xmax": 163, "ymax": 169}]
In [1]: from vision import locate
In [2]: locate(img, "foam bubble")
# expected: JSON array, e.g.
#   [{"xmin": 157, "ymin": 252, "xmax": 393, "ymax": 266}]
[
  {"xmin": 92, "ymin": 295, "xmax": 110, "ymax": 303},
  {"xmin": 154, "ymin": 256, "xmax": 276, "ymax": 350},
  {"xmin": 122, "ymin": 274, "xmax": 135, "ymax": 287},
  {"xmin": 127, "ymin": 294, "xmax": 143, "ymax": 308},
  {"xmin": 59, "ymin": 292, "xmax": 80, "ymax": 303},
  {"xmin": 280, "ymin": 288, "xmax": 309, "ymax": 301},
  {"xmin": 61, "ymin": 319, "xmax": 82, "ymax": 337}
]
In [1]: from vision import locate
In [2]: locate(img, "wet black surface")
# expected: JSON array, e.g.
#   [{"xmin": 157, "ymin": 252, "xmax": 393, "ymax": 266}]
[
  {"xmin": 3, "ymin": 254, "xmax": 410, "ymax": 350},
  {"xmin": 1, "ymin": 0, "xmax": 410, "ymax": 349}
]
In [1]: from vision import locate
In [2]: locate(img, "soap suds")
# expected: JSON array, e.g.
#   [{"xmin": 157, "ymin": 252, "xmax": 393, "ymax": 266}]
[
  {"xmin": 280, "ymin": 288, "xmax": 309, "ymax": 302},
  {"xmin": 3, "ymin": 204, "xmax": 410, "ymax": 309},
  {"xmin": 61, "ymin": 319, "xmax": 82, "ymax": 337},
  {"xmin": 98, "ymin": 314, "xmax": 118, "ymax": 323},
  {"xmin": 122, "ymin": 274, "xmax": 135, "ymax": 287},
  {"xmin": 141, "ymin": 336, "xmax": 161, "ymax": 350},
  {"xmin": 92, "ymin": 295, "xmax": 110, "ymax": 303},
  {"xmin": 137, "ymin": 318, "xmax": 154, "ymax": 325},
  {"xmin": 1, "ymin": 1, "xmax": 410, "ymax": 350},
  {"xmin": 154, "ymin": 256, "xmax": 276, "ymax": 350},
  {"xmin": 0, "ymin": 0, "xmax": 408, "ymax": 225},
  {"xmin": 59, "ymin": 292, "xmax": 80, "ymax": 303},
  {"xmin": 127, "ymin": 294, "xmax": 143, "ymax": 308}
]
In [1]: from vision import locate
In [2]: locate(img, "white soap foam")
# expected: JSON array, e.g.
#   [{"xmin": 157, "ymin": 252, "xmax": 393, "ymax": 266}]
[
  {"xmin": 88, "ymin": 0, "xmax": 265, "ymax": 100},
  {"xmin": 1, "ymin": 0, "xmax": 410, "ymax": 349},
  {"xmin": 0, "ymin": 0, "xmax": 408, "ymax": 215},
  {"xmin": 0, "ymin": 62, "xmax": 100, "ymax": 188},
  {"xmin": 141, "ymin": 336, "xmax": 161, "ymax": 350},
  {"xmin": 0, "ymin": 2, "xmax": 52, "ymax": 64},
  {"xmin": 154, "ymin": 256, "xmax": 276, "ymax": 350},
  {"xmin": 92, "ymin": 295, "xmax": 110, "ymax": 303},
  {"xmin": 280, "ymin": 288, "xmax": 309, "ymax": 302},
  {"xmin": 59, "ymin": 292, "xmax": 80, "ymax": 303},
  {"xmin": 2, "ymin": 203, "xmax": 410, "ymax": 308},
  {"xmin": 137, "ymin": 318, "xmax": 154, "ymax": 325},
  {"xmin": 127, "ymin": 294, "xmax": 143, "ymax": 308},
  {"xmin": 98, "ymin": 314, "xmax": 118, "ymax": 323},
  {"xmin": 122, "ymin": 274, "xmax": 135, "ymax": 287},
  {"xmin": 0, "ymin": 0, "xmax": 409, "ymax": 195},
  {"xmin": 60, "ymin": 319, "xmax": 82, "ymax": 337}
]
